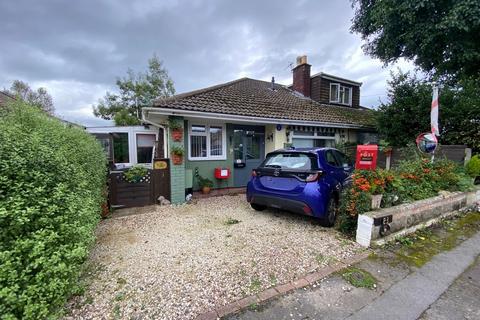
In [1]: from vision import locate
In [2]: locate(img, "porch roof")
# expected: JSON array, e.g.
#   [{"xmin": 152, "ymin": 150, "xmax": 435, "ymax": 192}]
[{"xmin": 152, "ymin": 78, "xmax": 375, "ymax": 129}]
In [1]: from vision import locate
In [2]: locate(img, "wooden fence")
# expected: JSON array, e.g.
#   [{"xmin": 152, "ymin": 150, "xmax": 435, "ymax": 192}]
[
  {"xmin": 109, "ymin": 161, "xmax": 171, "ymax": 208},
  {"xmin": 341, "ymin": 145, "xmax": 469, "ymax": 170}
]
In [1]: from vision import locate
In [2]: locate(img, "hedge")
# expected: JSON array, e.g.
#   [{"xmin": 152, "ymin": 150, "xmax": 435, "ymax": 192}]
[
  {"xmin": 0, "ymin": 101, "xmax": 106, "ymax": 319},
  {"xmin": 336, "ymin": 157, "xmax": 473, "ymax": 235}
]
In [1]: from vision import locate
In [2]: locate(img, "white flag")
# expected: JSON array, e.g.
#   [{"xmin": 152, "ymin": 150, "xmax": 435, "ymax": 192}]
[{"xmin": 431, "ymin": 86, "xmax": 440, "ymax": 136}]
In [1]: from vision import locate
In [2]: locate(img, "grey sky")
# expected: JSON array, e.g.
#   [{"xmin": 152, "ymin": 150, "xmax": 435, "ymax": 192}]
[{"xmin": 0, "ymin": 0, "xmax": 413, "ymax": 126}]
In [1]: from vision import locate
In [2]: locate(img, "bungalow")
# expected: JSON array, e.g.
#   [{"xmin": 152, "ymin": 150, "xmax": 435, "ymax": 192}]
[{"xmin": 140, "ymin": 55, "xmax": 376, "ymax": 204}]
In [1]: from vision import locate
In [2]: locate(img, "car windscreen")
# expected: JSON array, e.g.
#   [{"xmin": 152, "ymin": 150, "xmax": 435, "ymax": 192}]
[{"xmin": 260, "ymin": 152, "xmax": 318, "ymax": 170}]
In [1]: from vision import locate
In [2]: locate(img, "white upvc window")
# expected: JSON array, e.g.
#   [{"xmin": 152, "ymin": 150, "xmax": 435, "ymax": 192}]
[
  {"xmin": 330, "ymin": 83, "xmax": 352, "ymax": 106},
  {"xmin": 188, "ymin": 123, "xmax": 226, "ymax": 160}
]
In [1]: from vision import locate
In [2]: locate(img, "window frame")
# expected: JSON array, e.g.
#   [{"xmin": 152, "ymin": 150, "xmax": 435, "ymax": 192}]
[
  {"xmin": 329, "ymin": 83, "xmax": 352, "ymax": 106},
  {"xmin": 135, "ymin": 133, "xmax": 157, "ymax": 164},
  {"xmin": 188, "ymin": 122, "xmax": 227, "ymax": 161}
]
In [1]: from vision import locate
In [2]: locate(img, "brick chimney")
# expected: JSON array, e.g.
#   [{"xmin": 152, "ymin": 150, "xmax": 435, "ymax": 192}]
[{"xmin": 292, "ymin": 55, "xmax": 311, "ymax": 97}]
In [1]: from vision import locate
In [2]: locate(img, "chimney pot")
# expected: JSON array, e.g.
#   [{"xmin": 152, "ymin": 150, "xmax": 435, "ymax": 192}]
[{"xmin": 296, "ymin": 55, "xmax": 307, "ymax": 66}]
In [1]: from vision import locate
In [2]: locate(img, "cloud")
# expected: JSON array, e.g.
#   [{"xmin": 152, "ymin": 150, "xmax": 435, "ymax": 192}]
[{"xmin": 0, "ymin": 0, "xmax": 415, "ymax": 125}]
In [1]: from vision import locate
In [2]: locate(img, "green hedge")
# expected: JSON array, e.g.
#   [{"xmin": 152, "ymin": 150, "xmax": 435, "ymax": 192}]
[
  {"xmin": 0, "ymin": 101, "xmax": 106, "ymax": 319},
  {"xmin": 336, "ymin": 157, "xmax": 473, "ymax": 235}
]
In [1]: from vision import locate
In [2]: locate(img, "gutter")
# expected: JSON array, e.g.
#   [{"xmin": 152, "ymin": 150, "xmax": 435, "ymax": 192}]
[{"xmin": 142, "ymin": 107, "xmax": 373, "ymax": 130}]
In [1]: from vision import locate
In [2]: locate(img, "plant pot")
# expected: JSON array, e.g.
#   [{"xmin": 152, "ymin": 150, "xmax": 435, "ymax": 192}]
[
  {"xmin": 202, "ymin": 186, "xmax": 211, "ymax": 194},
  {"xmin": 371, "ymin": 194, "xmax": 383, "ymax": 209},
  {"xmin": 172, "ymin": 129, "xmax": 183, "ymax": 142},
  {"xmin": 171, "ymin": 153, "xmax": 183, "ymax": 165}
]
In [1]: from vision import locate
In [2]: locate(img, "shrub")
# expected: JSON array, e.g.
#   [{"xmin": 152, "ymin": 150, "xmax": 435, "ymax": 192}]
[
  {"xmin": 0, "ymin": 101, "xmax": 106, "ymax": 319},
  {"xmin": 466, "ymin": 155, "xmax": 480, "ymax": 178},
  {"xmin": 123, "ymin": 165, "xmax": 148, "ymax": 183},
  {"xmin": 197, "ymin": 175, "xmax": 213, "ymax": 188},
  {"xmin": 336, "ymin": 157, "xmax": 472, "ymax": 234},
  {"xmin": 170, "ymin": 145, "xmax": 184, "ymax": 156}
]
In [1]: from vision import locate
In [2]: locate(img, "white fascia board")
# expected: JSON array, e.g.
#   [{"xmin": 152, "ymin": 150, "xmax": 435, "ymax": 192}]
[{"xmin": 142, "ymin": 107, "xmax": 370, "ymax": 130}]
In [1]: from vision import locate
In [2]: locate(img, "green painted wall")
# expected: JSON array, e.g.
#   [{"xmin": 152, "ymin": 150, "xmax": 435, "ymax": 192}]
[
  {"xmin": 169, "ymin": 116, "xmax": 186, "ymax": 204},
  {"xmin": 185, "ymin": 123, "xmax": 235, "ymax": 190}
]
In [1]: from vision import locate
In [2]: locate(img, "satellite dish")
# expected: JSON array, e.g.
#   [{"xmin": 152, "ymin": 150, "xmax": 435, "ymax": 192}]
[{"xmin": 416, "ymin": 132, "xmax": 438, "ymax": 154}]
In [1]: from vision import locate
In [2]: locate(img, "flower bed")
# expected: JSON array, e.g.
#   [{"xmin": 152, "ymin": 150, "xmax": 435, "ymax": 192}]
[{"xmin": 336, "ymin": 157, "xmax": 473, "ymax": 235}]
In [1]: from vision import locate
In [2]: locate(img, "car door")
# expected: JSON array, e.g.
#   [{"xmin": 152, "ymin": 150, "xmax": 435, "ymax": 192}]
[
  {"xmin": 332, "ymin": 150, "xmax": 354, "ymax": 187},
  {"xmin": 323, "ymin": 149, "xmax": 344, "ymax": 185}
]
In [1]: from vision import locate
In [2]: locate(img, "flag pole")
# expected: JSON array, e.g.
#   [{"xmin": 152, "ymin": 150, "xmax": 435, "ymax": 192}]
[{"xmin": 430, "ymin": 82, "xmax": 440, "ymax": 163}]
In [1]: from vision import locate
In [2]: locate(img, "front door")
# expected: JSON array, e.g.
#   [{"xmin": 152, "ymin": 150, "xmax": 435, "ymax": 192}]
[{"xmin": 233, "ymin": 125, "xmax": 265, "ymax": 187}]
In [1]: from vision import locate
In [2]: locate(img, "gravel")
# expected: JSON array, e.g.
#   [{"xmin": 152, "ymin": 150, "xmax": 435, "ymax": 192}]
[{"xmin": 65, "ymin": 194, "xmax": 363, "ymax": 320}]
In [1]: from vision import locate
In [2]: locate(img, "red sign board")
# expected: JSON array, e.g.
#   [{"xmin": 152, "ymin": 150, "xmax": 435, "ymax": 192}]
[{"xmin": 355, "ymin": 145, "xmax": 378, "ymax": 170}]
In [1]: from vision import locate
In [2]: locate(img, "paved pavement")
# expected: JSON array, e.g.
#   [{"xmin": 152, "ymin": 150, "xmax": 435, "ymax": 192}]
[{"xmin": 228, "ymin": 232, "xmax": 480, "ymax": 320}]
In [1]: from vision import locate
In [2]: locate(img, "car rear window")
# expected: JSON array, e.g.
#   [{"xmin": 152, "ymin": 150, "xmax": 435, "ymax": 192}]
[{"xmin": 261, "ymin": 152, "xmax": 318, "ymax": 170}]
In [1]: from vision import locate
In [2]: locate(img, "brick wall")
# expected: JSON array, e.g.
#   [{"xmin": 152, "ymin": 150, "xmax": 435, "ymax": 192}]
[{"xmin": 169, "ymin": 116, "xmax": 186, "ymax": 204}]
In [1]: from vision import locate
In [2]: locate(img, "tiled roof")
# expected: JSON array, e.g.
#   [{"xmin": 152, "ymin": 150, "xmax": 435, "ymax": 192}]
[
  {"xmin": 154, "ymin": 78, "xmax": 375, "ymax": 128},
  {"xmin": 0, "ymin": 91, "xmax": 14, "ymax": 106}
]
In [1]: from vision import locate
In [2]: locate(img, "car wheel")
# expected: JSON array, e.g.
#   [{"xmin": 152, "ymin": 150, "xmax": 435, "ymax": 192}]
[
  {"xmin": 319, "ymin": 196, "xmax": 337, "ymax": 227},
  {"xmin": 251, "ymin": 203, "xmax": 266, "ymax": 211}
]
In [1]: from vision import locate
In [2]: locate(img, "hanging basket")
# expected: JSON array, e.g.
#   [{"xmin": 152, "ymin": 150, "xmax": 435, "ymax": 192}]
[
  {"xmin": 171, "ymin": 153, "xmax": 183, "ymax": 165},
  {"xmin": 172, "ymin": 129, "xmax": 183, "ymax": 142}
]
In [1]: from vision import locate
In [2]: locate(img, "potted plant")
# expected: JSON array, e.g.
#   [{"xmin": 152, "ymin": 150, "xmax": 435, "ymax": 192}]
[
  {"xmin": 123, "ymin": 165, "xmax": 148, "ymax": 183},
  {"xmin": 170, "ymin": 145, "xmax": 184, "ymax": 165},
  {"xmin": 198, "ymin": 175, "xmax": 213, "ymax": 194},
  {"xmin": 169, "ymin": 117, "xmax": 183, "ymax": 142},
  {"xmin": 466, "ymin": 155, "xmax": 480, "ymax": 185}
]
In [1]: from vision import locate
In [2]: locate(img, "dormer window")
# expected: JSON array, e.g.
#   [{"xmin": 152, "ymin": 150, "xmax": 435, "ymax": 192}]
[{"xmin": 330, "ymin": 83, "xmax": 352, "ymax": 106}]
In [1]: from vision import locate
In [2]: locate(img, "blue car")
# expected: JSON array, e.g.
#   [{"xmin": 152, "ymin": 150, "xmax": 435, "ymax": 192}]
[{"xmin": 246, "ymin": 147, "xmax": 354, "ymax": 227}]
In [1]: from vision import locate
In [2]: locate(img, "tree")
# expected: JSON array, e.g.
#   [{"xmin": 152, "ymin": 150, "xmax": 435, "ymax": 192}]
[
  {"xmin": 7, "ymin": 80, "xmax": 55, "ymax": 115},
  {"xmin": 93, "ymin": 54, "xmax": 175, "ymax": 125},
  {"xmin": 376, "ymin": 71, "xmax": 480, "ymax": 151},
  {"xmin": 351, "ymin": 0, "xmax": 480, "ymax": 81}
]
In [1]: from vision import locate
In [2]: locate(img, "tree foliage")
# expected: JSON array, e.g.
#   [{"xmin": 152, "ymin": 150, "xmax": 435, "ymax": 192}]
[
  {"xmin": 351, "ymin": 0, "xmax": 480, "ymax": 81},
  {"xmin": 6, "ymin": 80, "xmax": 55, "ymax": 115},
  {"xmin": 0, "ymin": 100, "xmax": 106, "ymax": 319},
  {"xmin": 376, "ymin": 71, "xmax": 480, "ymax": 150},
  {"xmin": 93, "ymin": 54, "xmax": 175, "ymax": 125}
]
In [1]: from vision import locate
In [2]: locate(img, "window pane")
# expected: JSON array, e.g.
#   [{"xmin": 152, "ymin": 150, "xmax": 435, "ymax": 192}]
[
  {"xmin": 292, "ymin": 138, "xmax": 314, "ymax": 148},
  {"xmin": 112, "ymin": 133, "xmax": 129, "ymax": 163},
  {"xmin": 233, "ymin": 130, "xmax": 244, "ymax": 160},
  {"xmin": 137, "ymin": 134, "xmax": 156, "ymax": 147},
  {"xmin": 210, "ymin": 126, "xmax": 223, "ymax": 156},
  {"xmin": 246, "ymin": 135, "xmax": 261, "ymax": 159},
  {"xmin": 262, "ymin": 153, "xmax": 318, "ymax": 170},
  {"xmin": 136, "ymin": 134, "xmax": 155, "ymax": 163},
  {"xmin": 325, "ymin": 150, "xmax": 340, "ymax": 167},
  {"xmin": 330, "ymin": 84, "xmax": 338, "ymax": 102},
  {"xmin": 190, "ymin": 135, "xmax": 207, "ymax": 158},
  {"xmin": 344, "ymin": 87, "xmax": 351, "ymax": 105},
  {"xmin": 98, "ymin": 138, "xmax": 111, "ymax": 159},
  {"xmin": 192, "ymin": 125, "xmax": 206, "ymax": 133}
]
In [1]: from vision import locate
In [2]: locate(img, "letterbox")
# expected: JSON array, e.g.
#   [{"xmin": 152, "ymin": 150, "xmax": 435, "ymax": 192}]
[
  {"xmin": 355, "ymin": 145, "xmax": 378, "ymax": 170},
  {"xmin": 214, "ymin": 167, "xmax": 231, "ymax": 179}
]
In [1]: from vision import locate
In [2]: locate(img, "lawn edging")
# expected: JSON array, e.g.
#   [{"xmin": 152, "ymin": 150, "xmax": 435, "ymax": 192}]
[
  {"xmin": 356, "ymin": 186, "xmax": 480, "ymax": 247},
  {"xmin": 195, "ymin": 250, "xmax": 371, "ymax": 320}
]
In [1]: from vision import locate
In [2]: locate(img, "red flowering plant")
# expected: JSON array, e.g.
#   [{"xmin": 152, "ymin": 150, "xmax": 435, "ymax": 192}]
[{"xmin": 337, "ymin": 156, "xmax": 472, "ymax": 235}]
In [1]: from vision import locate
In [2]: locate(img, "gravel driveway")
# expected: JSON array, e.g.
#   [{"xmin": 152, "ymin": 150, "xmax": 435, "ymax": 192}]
[{"xmin": 65, "ymin": 194, "xmax": 363, "ymax": 320}]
